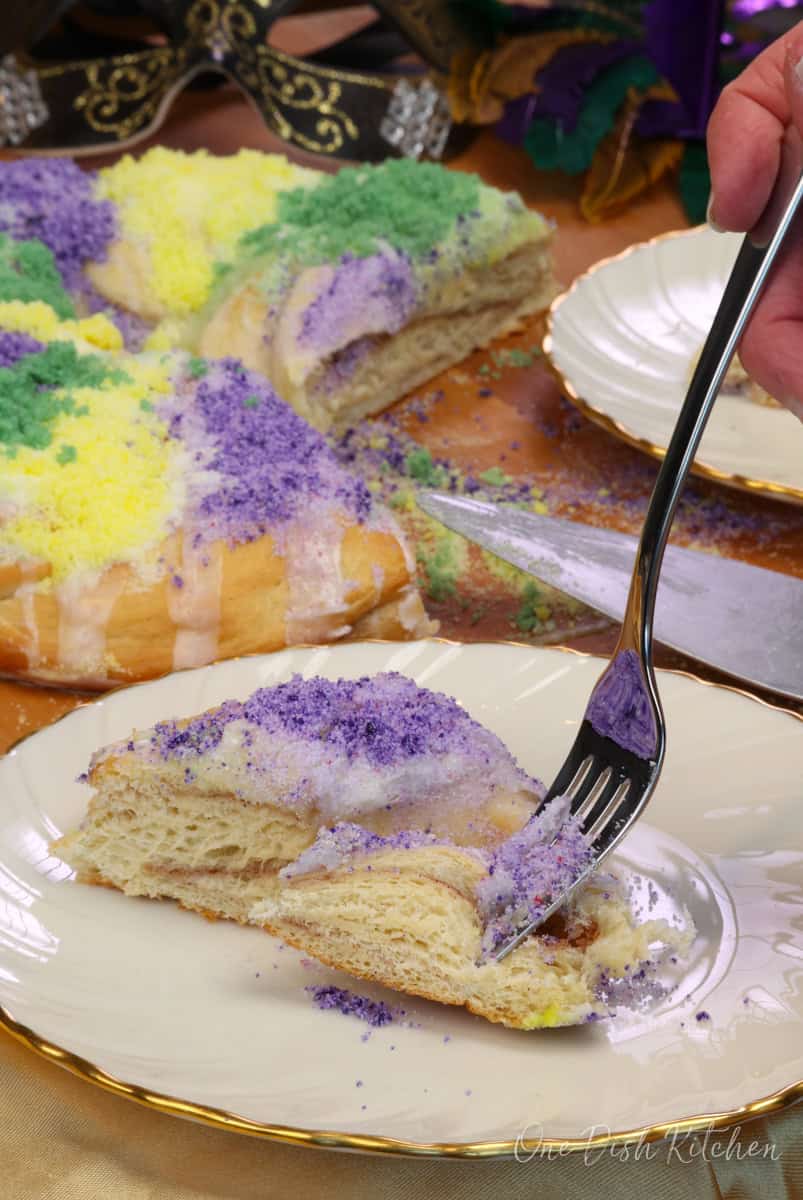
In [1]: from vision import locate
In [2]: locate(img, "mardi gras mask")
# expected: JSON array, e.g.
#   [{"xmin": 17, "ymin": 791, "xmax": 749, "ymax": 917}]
[{"xmin": 0, "ymin": 0, "xmax": 474, "ymax": 160}]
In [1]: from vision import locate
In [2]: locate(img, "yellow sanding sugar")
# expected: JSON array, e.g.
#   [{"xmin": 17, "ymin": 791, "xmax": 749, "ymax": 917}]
[
  {"xmin": 96, "ymin": 147, "xmax": 320, "ymax": 316},
  {"xmin": 143, "ymin": 318, "xmax": 187, "ymax": 352},
  {"xmin": 521, "ymin": 1004, "xmax": 564, "ymax": 1029},
  {"xmin": 0, "ymin": 301, "xmax": 123, "ymax": 352},
  {"xmin": 2, "ymin": 357, "xmax": 180, "ymax": 581}
]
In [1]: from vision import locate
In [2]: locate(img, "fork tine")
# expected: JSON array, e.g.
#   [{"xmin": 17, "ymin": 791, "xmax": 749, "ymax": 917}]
[
  {"xmin": 583, "ymin": 777, "xmax": 632, "ymax": 842},
  {"xmin": 590, "ymin": 781, "xmax": 651, "ymax": 856},
  {"xmin": 578, "ymin": 768, "xmax": 628, "ymax": 835},
  {"xmin": 544, "ymin": 745, "xmax": 594, "ymax": 804},
  {"xmin": 564, "ymin": 759, "xmax": 609, "ymax": 814},
  {"xmin": 572, "ymin": 764, "xmax": 614, "ymax": 825}
]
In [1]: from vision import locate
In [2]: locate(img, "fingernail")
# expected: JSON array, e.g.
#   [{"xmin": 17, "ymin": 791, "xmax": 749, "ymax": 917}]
[
  {"xmin": 787, "ymin": 48, "xmax": 801, "ymax": 87},
  {"xmin": 784, "ymin": 34, "xmax": 803, "ymax": 90},
  {"xmin": 706, "ymin": 193, "xmax": 725, "ymax": 233}
]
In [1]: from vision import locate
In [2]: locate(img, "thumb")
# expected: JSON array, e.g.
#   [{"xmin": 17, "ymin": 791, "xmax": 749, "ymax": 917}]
[
  {"xmin": 749, "ymin": 24, "xmax": 803, "ymax": 245},
  {"xmin": 785, "ymin": 20, "xmax": 803, "ymax": 135}
]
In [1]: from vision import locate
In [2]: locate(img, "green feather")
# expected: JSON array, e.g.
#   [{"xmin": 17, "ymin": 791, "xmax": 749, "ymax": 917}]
[
  {"xmin": 525, "ymin": 55, "xmax": 659, "ymax": 175},
  {"xmin": 679, "ymin": 142, "xmax": 711, "ymax": 226}
]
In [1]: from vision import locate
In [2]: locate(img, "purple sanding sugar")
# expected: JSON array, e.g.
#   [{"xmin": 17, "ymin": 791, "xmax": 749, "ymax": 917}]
[
  {"xmin": 695, "ymin": 1010, "xmax": 711, "ymax": 1022},
  {"xmin": 316, "ymin": 336, "xmax": 375, "ymax": 394},
  {"xmin": 145, "ymin": 673, "xmax": 540, "ymax": 804},
  {"xmin": 476, "ymin": 794, "xmax": 594, "ymax": 957},
  {"xmin": 0, "ymin": 159, "xmax": 115, "ymax": 290},
  {"xmin": 298, "ymin": 252, "xmax": 417, "ymax": 353},
  {"xmin": 586, "ymin": 649, "xmax": 658, "ymax": 760},
  {"xmin": 167, "ymin": 359, "xmax": 372, "ymax": 542},
  {"xmin": 150, "ymin": 699, "xmax": 241, "ymax": 761},
  {"xmin": 238, "ymin": 672, "xmax": 499, "ymax": 767},
  {"xmin": 307, "ymin": 985, "xmax": 395, "ymax": 1026},
  {"xmin": 596, "ymin": 961, "xmax": 669, "ymax": 1010},
  {"xmin": 281, "ymin": 820, "xmax": 443, "ymax": 879},
  {"xmin": 0, "ymin": 329, "xmax": 43, "ymax": 366}
]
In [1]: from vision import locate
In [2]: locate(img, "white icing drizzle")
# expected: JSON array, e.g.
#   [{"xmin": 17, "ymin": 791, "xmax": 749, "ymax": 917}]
[
  {"xmin": 16, "ymin": 583, "xmax": 41, "ymax": 669},
  {"xmin": 56, "ymin": 571, "xmax": 126, "ymax": 680},
  {"xmin": 168, "ymin": 538, "xmax": 223, "ymax": 671},
  {"xmin": 397, "ymin": 585, "xmax": 424, "ymax": 632},
  {"xmin": 283, "ymin": 510, "xmax": 350, "ymax": 644}
]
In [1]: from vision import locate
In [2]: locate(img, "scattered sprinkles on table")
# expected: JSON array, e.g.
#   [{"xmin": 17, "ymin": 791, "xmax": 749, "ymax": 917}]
[{"xmin": 322, "ymin": 344, "xmax": 799, "ymax": 645}]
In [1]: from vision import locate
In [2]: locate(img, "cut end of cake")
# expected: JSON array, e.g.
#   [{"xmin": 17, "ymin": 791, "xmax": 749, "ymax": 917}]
[{"xmin": 248, "ymin": 843, "xmax": 681, "ymax": 1029}]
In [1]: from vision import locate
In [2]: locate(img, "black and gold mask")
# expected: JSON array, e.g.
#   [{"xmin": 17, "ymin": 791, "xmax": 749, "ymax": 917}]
[{"xmin": 0, "ymin": 0, "xmax": 474, "ymax": 160}]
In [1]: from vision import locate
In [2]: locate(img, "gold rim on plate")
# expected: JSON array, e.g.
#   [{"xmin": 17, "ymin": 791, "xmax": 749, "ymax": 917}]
[
  {"xmin": 544, "ymin": 226, "xmax": 803, "ymax": 507},
  {"xmin": 1, "ymin": 638, "xmax": 801, "ymax": 1158}
]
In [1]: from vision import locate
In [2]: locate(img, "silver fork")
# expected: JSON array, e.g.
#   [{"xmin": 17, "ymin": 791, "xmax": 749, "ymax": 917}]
[{"xmin": 494, "ymin": 174, "xmax": 803, "ymax": 962}]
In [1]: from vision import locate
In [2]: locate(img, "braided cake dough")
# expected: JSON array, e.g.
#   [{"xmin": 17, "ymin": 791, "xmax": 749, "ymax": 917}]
[
  {"xmin": 0, "ymin": 306, "xmax": 431, "ymax": 689},
  {"xmin": 55, "ymin": 674, "xmax": 690, "ymax": 1029},
  {"xmin": 0, "ymin": 151, "xmax": 556, "ymax": 431}
]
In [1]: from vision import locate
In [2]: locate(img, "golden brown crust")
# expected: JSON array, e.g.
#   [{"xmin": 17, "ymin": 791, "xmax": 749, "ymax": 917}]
[{"xmin": 0, "ymin": 517, "xmax": 423, "ymax": 690}]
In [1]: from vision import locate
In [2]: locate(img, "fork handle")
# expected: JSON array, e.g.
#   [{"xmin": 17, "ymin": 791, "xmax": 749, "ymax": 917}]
[{"xmin": 620, "ymin": 172, "xmax": 803, "ymax": 669}]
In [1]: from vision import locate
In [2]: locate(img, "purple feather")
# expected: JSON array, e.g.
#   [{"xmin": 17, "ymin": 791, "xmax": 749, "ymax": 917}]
[
  {"xmin": 529, "ymin": 40, "xmax": 641, "ymax": 132},
  {"xmin": 643, "ymin": 0, "xmax": 725, "ymax": 137},
  {"xmin": 496, "ymin": 94, "xmax": 539, "ymax": 146}
]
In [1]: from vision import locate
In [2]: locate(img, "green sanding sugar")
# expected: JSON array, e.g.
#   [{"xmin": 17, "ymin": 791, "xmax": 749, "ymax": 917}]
[
  {"xmin": 492, "ymin": 347, "xmax": 537, "ymax": 370},
  {"xmin": 481, "ymin": 549, "xmax": 529, "ymax": 589},
  {"xmin": 478, "ymin": 466, "xmax": 512, "ymax": 487},
  {"xmin": 56, "ymin": 444, "xmax": 77, "ymax": 465},
  {"xmin": 0, "ymin": 342, "xmax": 126, "ymax": 452},
  {"xmin": 414, "ymin": 518, "xmax": 467, "ymax": 602},
  {"xmin": 0, "ymin": 234, "xmax": 75, "ymax": 319},
  {"xmin": 240, "ymin": 161, "xmax": 481, "ymax": 265},
  {"xmin": 243, "ymin": 394, "xmax": 261, "ymax": 408},
  {"xmin": 514, "ymin": 580, "xmax": 552, "ymax": 633},
  {"xmin": 405, "ymin": 447, "xmax": 447, "ymax": 488},
  {"xmin": 187, "ymin": 356, "xmax": 208, "ymax": 378}
]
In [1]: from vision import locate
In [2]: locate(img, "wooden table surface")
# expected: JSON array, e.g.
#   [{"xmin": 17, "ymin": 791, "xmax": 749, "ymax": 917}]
[{"xmin": 1, "ymin": 15, "xmax": 801, "ymax": 752}]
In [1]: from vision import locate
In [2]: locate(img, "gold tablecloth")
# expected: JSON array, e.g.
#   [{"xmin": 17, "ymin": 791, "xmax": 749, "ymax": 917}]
[{"xmin": 2, "ymin": 1028, "xmax": 801, "ymax": 1199}]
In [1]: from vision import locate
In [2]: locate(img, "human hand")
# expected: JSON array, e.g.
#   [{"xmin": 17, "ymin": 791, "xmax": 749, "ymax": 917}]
[{"xmin": 707, "ymin": 22, "xmax": 803, "ymax": 420}]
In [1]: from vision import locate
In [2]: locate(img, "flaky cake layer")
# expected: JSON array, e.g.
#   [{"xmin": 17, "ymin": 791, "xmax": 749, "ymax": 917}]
[{"xmin": 54, "ymin": 675, "xmax": 693, "ymax": 1029}]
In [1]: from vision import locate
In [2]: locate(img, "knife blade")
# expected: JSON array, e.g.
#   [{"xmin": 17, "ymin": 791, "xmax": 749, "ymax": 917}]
[{"xmin": 417, "ymin": 492, "xmax": 803, "ymax": 701}]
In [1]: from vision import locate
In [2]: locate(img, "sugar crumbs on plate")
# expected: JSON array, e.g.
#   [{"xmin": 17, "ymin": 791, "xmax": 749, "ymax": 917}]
[{"xmin": 306, "ymin": 984, "xmax": 395, "ymax": 1027}]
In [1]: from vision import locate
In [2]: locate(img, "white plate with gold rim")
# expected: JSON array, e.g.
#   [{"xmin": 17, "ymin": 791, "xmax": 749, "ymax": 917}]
[
  {"xmin": 0, "ymin": 640, "xmax": 801, "ymax": 1156},
  {"xmin": 545, "ymin": 226, "xmax": 803, "ymax": 504}
]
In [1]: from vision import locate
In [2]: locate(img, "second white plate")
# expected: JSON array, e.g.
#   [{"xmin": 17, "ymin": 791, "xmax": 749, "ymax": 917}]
[{"xmin": 545, "ymin": 226, "xmax": 803, "ymax": 503}]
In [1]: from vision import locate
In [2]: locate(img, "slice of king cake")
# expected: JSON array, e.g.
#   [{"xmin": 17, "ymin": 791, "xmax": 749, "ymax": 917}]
[{"xmin": 54, "ymin": 673, "xmax": 688, "ymax": 1028}]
